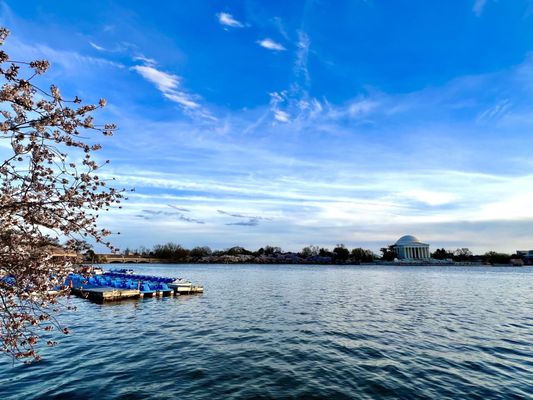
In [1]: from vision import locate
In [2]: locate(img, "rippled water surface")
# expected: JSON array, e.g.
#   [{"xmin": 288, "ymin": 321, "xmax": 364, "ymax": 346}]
[{"xmin": 1, "ymin": 264, "xmax": 532, "ymax": 399}]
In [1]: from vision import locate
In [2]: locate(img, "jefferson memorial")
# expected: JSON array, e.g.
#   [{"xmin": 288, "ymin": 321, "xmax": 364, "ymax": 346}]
[{"xmin": 393, "ymin": 235, "xmax": 430, "ymax": 260}]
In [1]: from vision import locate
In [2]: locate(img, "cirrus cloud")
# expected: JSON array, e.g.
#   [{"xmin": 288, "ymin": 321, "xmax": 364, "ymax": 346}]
[
  {"xmin": 217, "ymin": 12, "xmax": 244, "ymax": 28},
  {"xmin": 131, "ymin": 63, "xmax": 201, "ymax": 110},
  {"xmin": 257, "ymin": 38, "xmax": 286, "ymax": 51}
]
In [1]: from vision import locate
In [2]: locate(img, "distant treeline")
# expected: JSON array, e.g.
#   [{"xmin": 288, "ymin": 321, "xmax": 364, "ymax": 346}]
[
  {"xmin": 121, "ymin": 243, "xmax": 375, "ymax": 264},
  {"xmin": 427, "ymin": 248, "xmax": 517, "ymax": 264},
  {"xmin": 109, "ymin": 243, "xmax": 521, "ymax": 265}
]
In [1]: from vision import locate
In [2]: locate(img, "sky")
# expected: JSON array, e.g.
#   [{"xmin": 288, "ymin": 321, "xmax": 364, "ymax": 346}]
[{"xmin": 2, "ymin": 0, "xmax": 533, "ymax": 254}]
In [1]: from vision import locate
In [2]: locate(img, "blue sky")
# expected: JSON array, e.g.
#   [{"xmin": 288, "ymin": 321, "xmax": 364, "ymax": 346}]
[{"xmin": 2, "ymin": 0, "xmax": 533, "ymax": 253}]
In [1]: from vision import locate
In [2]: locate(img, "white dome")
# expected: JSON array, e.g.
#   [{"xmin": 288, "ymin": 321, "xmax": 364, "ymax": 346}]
[{"xmin": 395, "ymin": 235, "xmax": 421, "ymax": 245}]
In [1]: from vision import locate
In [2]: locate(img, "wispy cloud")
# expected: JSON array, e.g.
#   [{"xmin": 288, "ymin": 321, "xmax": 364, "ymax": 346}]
[
  {"xmin": 137, "ymin": 210, "xmax": 179, "ymax": 218},
  {"xmin": 261, "ymin": 30, "xmax": 316, "ymax": 125},
  {"xmin": 269, "ymin": 91, "xmax": 291, "ymax": 122},
  {"xmin": 257, "ymin": 38, "xmax": 286, "ymax": 51},
  {"xmin": 295, "ymin": 31, "xmax": 310, "ymax": 85},
  {"xmin": 476, "ymin": 99, "xmax": 512, "ymax": 123},
  {"xmin": 473, "ymin": 0, "xmax": 487, "ymax": 16},
  {"xmin": 168, "ymin": 204, "xmax": 191, "ymax": 212},
  {"xmin": 217, "ymin": 210, "xmax": 272, "ymax": 221},
  {"xmin": 226, "ymin": 218, "xmax": 260, "ymax": 226},
  {"xmin": 217, "ymin": 210, "xmax": 248, "ymax": 218},
  {"xmin": 136, "ymin": 209, "xmax": 204, "ymax": 224},
  {"xmin": 217, "ymin": 210, "xmax": 269, "ymax": 227},
  {"xmin": 322, "ymin": 97, "xmax": 380, "ymax": 120},
  {"xmin": 397, "ymin": 190, "xmax": 457, "ymax": 207},
  {"xmin": 163, "ymin": 92, "xmax": 201, "ymax": 109},
  {"xmin": 273, "ymin": 110, "xmax": 290, "ymax": 122},
  {"xmin": 5, "ymin": 36, "xmax": 125, "ymax": 72},
  {"xmin": 87, "ymin": 40, "xmax": 137, "ymax": 54},
  {"xmin": 131, "ymin": 63, "xmax": 201, "ymax": 109},
  {"xmin": 89, "ymin": 41, "xmax": 106, "ymax": 51},
  {"xmin": 178, "ymin": 215, "xmax": 205, "ymax": 224},
  {"xmin": 271, "ymin": 16, "xmax": 290, "ymax": 41},
  {"xmin": 217, "ymin": 12, "xmax": 244, "ymax": 28},
  {"xmin": 131, "ymin": 64, "xmax": 179, "ymax": 92},
  {"xmin": 133, "ymin": 55, "xmax": 157, "ymax": 66},
  {"xmin": 347, "ymin": 99, "xmax": 379, "ymax": 117}
]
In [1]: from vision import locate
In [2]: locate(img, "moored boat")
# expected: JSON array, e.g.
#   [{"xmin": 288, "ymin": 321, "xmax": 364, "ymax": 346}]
[
  {"xmin": 169, "ymin": 278, "xmax": 204, "ymax": 294},
  {"xmin": 110, "ymin": 268, "xmax": 135, "ymax": 275}
]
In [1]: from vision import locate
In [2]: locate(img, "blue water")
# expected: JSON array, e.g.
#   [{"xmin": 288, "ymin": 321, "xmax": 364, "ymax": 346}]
[{"xmin": 1, "ymin": 264, "xmax": 532, "ymax": 399}]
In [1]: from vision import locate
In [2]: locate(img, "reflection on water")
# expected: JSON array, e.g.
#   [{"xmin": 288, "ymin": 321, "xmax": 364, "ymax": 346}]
[{"xmin": 1, "ymin": 264, "xmax": 532, "ymax": 399}]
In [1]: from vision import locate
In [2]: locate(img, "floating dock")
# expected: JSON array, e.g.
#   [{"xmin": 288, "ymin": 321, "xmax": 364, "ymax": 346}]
[
  {"xmin": 66, "ymin": 269, "xmax": 203, "ymax": 303},
  {"xmin": 71, "ymin": 287, "xmax": 142, "ymax": 302}
]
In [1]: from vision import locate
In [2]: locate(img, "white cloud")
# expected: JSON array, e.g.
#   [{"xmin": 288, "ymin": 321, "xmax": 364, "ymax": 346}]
[
  {"xmin": 273, "ymin": 110, "xmax": 290, "ymax": 122},
  {"xmin": 133, "ymin": 55, "xmax": 157, "ymax": 66},
  {"xmin": 89, "ymin": 41, "xmax": 106, "ymax": 51},
  {"xmin": 269, "ymin": 91, "xmax": 286, "ymax": 103},
  {"xmin": 131, "ymin": 64, "xmax": 200, "ymax": 109},
  {"xmin": 269, "ymin": 91, "xmax": 291, "ymax": 122},
  {"xmin": 476, "ymin": 99, "xmax": 511, "ymax": 123},
  {"xmin": 320, "ymin": 97, "xmax": 379, "ymax": 120},
  {"xmin": 131, "ymin": 65, "xmax": 179, "ymax": 92},
  {"xmin": 271, "ymin": 17, "xmax": 290, "ymax": 41},
  {"xmin": 473, "ymin": 0, "xmax": 487, "ymax": 16},
  {"xmin": 347, "ymin": 99, "xmax": 378, "ymax": 117},
  {"xmin": 398, "ymin": 190, "xmax": 457, "ymax": 207},
  {"xmin": 164, "ymin": 92, "xmax": 200, "ymax": 109},
  {"xmin": 5, "ymin": 36, "xmax": 124, "ymax": 71},
  {"xmin": 295, "ymin": 31, "xmax": 310, "ymax": 84},
  {"xmin": 217, "ymin": 12, "xmax": 244, "ymax": 28},
  {"xmin": 257, "ymin": 38, "xmax": 286, "ymax": 51},
  {"xmin": 479, "ymin": 193, "xmax": 533, "ymax": 220}
]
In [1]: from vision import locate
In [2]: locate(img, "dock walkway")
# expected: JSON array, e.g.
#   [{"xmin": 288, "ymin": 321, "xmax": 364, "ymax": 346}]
[{"xmin": 71, "ymin": 287, "xmax": 142, "ymax": 302}]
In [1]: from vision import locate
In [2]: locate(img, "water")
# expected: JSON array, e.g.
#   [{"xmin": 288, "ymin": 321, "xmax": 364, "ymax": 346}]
[{"xmin": 1, "ymin": 264, "xmax": 532, "ymax": 399}]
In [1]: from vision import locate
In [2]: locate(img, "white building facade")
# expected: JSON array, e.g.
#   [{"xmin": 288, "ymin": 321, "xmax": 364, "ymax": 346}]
[{"xmin": 393, "ymin": 235, "xmax": 430, "ymax": 260}]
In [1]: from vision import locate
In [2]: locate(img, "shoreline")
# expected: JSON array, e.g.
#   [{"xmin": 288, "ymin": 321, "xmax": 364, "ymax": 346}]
[{"xmin": 83, "ymin": 261, "xmax": 529, "ymax": 267}]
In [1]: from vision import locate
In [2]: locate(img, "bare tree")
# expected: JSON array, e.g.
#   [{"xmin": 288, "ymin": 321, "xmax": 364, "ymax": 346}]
[
  {"xmin": 299, "ymin": 245, "xmax": 319, "ymax": 258},
  {"xmin": 0, "ymin": 27, "xmax": 123, "ymax": 362}
]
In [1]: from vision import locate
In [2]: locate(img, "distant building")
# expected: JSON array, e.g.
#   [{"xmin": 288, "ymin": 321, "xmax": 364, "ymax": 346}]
[
  {"xmin": 45, "ymin": 246, "xmax": 80, "ymax": 262},
  {"xmin": 393, "ymin": 235, "xmax": 430, "ymax": 260},
  {"xmin": 516, "ymin": 250, "xmax": 533, "ymax": 265}
]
